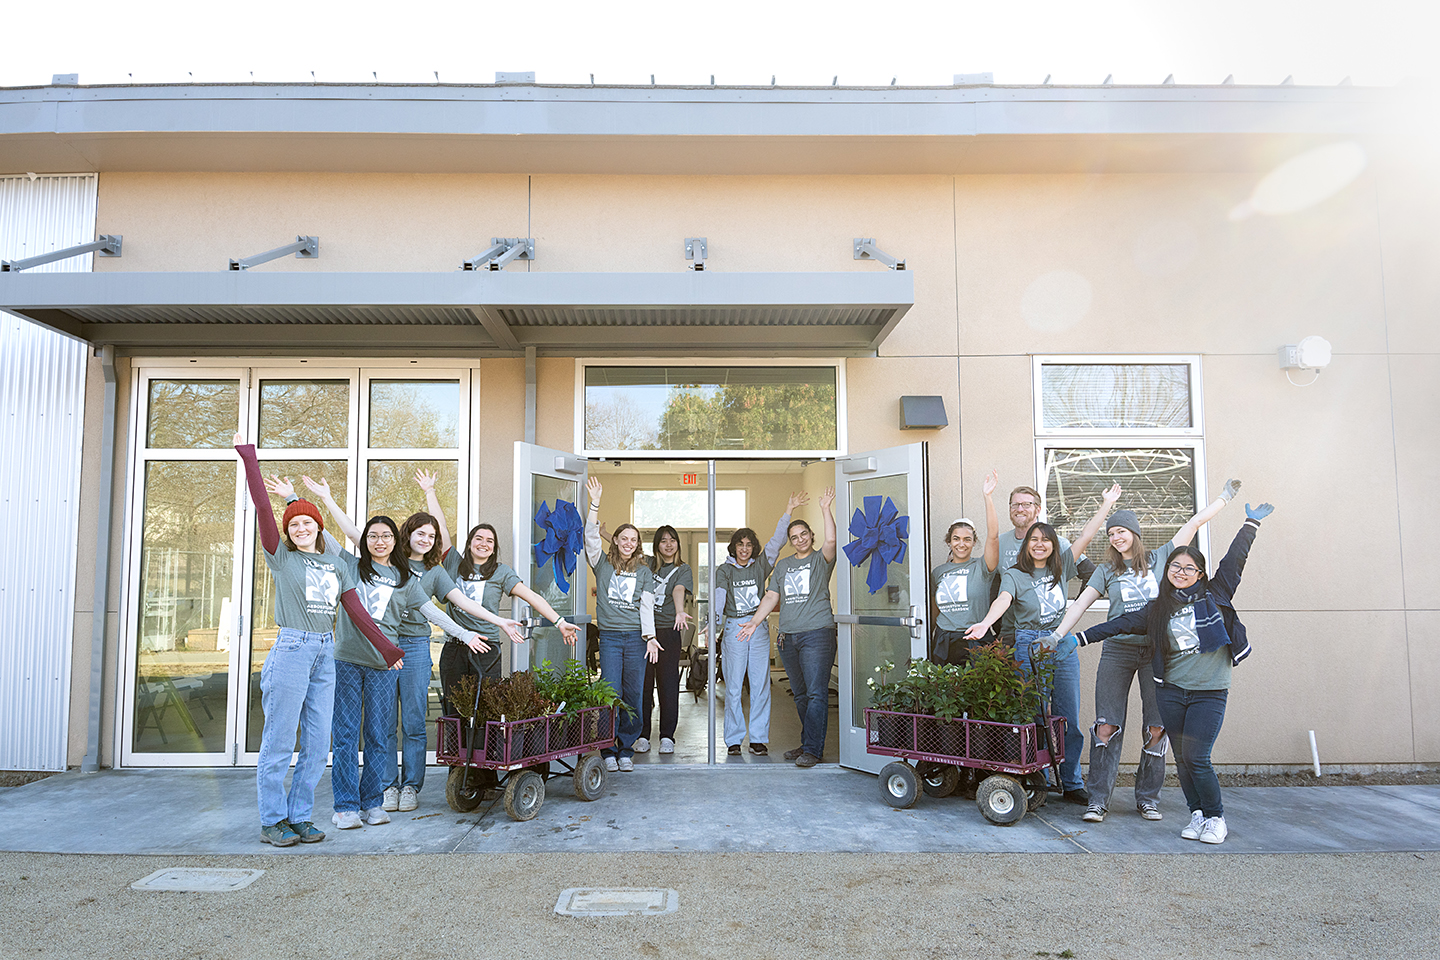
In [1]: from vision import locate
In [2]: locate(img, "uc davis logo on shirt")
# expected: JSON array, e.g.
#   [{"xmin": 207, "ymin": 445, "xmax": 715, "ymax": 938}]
[
  {"xmin": 1038, "ymin": 576, "xmax": 1067, "ymax": 621},
  {"xmin": 304, "ymin": 563, "xmax": 340, "ymax": 608},
  {"xmin": 733, "ymin": 583, "xmax": 760, "ymax": 614},
  {"xmin": 361, "ymin": 582, "xmax": 395, "ymax": 620},
  {"xmin": 936, "ymin": 570, "xmax": 969, "ymax": 607},
  {"xmin": 1118, "ymin": 571, "xmax": 1159, "ymax": 611},
  {"xmin": 783, "ymin": 566, "xmax": 811, "ymax": 601},
  {"xmin": 461, "ymin": 577, "xmax": 488, "ymax": 605},
  {"xmin": 608, "ymin": 573, "xmax": 637, "ymax": 605}
]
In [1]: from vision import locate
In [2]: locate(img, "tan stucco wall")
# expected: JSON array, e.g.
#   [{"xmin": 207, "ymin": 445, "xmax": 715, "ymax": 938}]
[{"xmin": 77, "ymin": 163, "xmax": 1437, "ymax": 768}]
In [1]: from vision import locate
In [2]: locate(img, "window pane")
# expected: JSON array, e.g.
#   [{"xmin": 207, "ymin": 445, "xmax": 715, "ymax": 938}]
[
  {"xmin": 369, "ymin": 380, "xmax": 459, "ymax": 448},
  {"xmin": 133, "ymin": 460, "xmax": 235, "ymax": 754},
  {"xmin": 246, "ymin": 460, "xmax": 348, "ymax": 753},
  {"xmin": 584, "ymin": 366, "xmax": 838, "ymax": 451},
  {"xmin": 632, "ymin": 489, "xmax": 745, "ymax": 529},
  {"xmin": 365, "ymin": 460, "xmax": 458, "ymax": 532},
  {"xmin": 845, "ymin": 472, "xmax": 914, "ymax": 726},
  {"xmin": 1040, "ymin": 364, "xmax": 1191, "ymax": 430},
  {"xmin": 259, "ymin": 380, "xmax": 350, "ymax": 449},
  {"xmin": 146, "ymin": 380, "xmax": 238, "ymax": 449},
  {"xmin": 1041, "ymin": 447, "xmax": 1198, "ymax": 549}
]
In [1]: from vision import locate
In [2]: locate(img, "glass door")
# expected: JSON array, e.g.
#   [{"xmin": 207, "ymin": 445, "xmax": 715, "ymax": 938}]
[
  {"xmin": 512, "ymin": 442, "xmax": 590, "ymax": 673},
  {"xmin": 835, "ymin": 442, "xmax": 930, "ymax": 774}
]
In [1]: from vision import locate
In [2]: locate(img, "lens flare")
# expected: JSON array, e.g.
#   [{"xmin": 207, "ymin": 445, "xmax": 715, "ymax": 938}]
[{"xmin": 1230, "ymin": 141, "xmax": 1367, "ymax": 220}]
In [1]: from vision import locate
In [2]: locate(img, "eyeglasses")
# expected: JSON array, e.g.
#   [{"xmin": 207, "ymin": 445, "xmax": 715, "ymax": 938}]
[
  {"xmin": 366, "ymin": 532, "xmax": 395, "ymax": 542},
  {"xmin": 1168, "ymin": 562, "xmax": 1201, "ymax": 576},
  {"xmin": 1010, "ymin": 500, "xmax": 1039, "ymax": 509}
]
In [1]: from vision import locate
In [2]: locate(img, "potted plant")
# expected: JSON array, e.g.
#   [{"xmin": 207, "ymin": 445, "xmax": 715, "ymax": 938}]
[
  {"xmin": 958, "ymin": 641, "xmax": 1055, "ymax": 761},
  {"xmin": 477, "ymin": 671, "xmax": 557, "ymax": 760},
  {"xmin": 535, "ymin": 657, "xmax": 624, "ymax": 746}
]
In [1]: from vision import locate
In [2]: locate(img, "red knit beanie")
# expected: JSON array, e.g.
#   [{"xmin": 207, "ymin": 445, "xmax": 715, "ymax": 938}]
[{"xmin": 282, "ymin": 499, "xmax": 324, "ymax": 534}]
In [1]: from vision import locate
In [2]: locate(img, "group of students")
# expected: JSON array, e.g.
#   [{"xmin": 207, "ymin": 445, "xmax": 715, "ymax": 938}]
[
  {"xmin": 238, "ymin": 430, "xmax": 1270, "ymax": 848},
  {"xmin": 936, "ymin": 473, "xmax": 1272, "ymax": 845}
]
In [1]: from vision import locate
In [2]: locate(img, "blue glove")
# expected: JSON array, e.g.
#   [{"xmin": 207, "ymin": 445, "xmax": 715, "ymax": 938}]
[
  {"xmin": 1058, "ymin": 634, "xmax": 1079, "ymax": 658},
  {"xmin": 1246, "ymin": 502, "xmax": 1274, "ymax": 520}
]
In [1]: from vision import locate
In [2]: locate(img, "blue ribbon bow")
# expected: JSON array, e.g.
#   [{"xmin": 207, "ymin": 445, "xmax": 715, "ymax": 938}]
[
  {"xmin": 842, "ymin": 495, "xmax": 910, "ymax": 594},
  {"xmin": 533, "ymin": 499, "xmax": 585, "ymax": 594}
]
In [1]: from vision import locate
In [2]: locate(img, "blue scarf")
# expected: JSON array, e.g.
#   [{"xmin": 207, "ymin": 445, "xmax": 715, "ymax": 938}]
[{"xmin": 1173, "ymin": 583, "xmax": 1231, "ymax": 653}]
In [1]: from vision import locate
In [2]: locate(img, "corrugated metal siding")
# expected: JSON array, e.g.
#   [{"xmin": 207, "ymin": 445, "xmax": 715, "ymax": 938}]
[{"xmin": 0, "ymin": 174, "xmax": 93, "ymax": 770}]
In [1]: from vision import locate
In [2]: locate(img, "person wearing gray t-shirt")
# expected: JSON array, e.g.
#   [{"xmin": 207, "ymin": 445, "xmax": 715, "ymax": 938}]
[
  {"xmin": 930, "ymin": 469, "xmax": 1001, "ymax": 665},
  {"xmin": 1053, "ymin": 479, "xmax": 1242, "ymax": 823},
  {"xmin": 738, "ymin": 487, "xmax": 838, "ymax": 768}
]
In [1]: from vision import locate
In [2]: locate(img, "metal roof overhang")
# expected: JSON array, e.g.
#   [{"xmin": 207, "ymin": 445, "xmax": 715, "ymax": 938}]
[{"xmin": 0, "ymin": 269, "xmax": 914, "ymax": 357}]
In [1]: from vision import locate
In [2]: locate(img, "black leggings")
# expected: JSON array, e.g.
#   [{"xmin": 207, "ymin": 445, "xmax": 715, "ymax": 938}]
[
  {"xmin": 642, "ymin": 626, "xmax": 683, "ymax": 740},
  {"xmin": 438, "ymin": 640, "xmax": 502, "ymax": 716}
]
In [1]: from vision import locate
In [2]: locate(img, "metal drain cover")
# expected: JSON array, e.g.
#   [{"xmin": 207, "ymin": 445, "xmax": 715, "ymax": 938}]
[
  {"xmin": 555, "ymin": 887, "xmax": 678, "ymax": 916},
  {"xmin": 131, "ymin": 868, "xmax": 264, "ymax": 892}
]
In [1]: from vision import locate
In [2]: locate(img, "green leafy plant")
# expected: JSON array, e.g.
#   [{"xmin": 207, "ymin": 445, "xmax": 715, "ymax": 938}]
[
  {"xmin": 960, "ymin": 640, "xmax": 1055, "ymax": 724},
  {"xmin": 533, "ymin": 657, "xmax": 630, "ymax": 716},
  {"xmin": 476, "ymin": 670, "xmax": 556, "ymax": 724}
]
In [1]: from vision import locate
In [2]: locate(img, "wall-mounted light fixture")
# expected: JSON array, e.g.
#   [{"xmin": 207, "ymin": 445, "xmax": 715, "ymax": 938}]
[
  {"xmin": 900, "ymin": 395, "xmax": 948, "ymax": 430},
  {"xmin": 1278, "ymin": 335, "xmax": 1332, "ymax": 387}
]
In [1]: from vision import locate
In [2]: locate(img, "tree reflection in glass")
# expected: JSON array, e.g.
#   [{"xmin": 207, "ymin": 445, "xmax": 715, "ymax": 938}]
[
  {"xmin": 369, "ymin": 381, "xmax": 459, "ymax": 448},
  {"xmin": 146, "ymin": 380, "xmax": 238, "ymax": 449},
  {"xmin": 259, "ymin": 380, "xmax": 350, "ymax": 449}
]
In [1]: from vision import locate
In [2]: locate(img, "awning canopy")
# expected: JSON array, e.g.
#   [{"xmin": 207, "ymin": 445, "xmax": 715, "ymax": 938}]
[{"xmin": 0, "ymin": 270, "xmax": 913, "ymax": 356}]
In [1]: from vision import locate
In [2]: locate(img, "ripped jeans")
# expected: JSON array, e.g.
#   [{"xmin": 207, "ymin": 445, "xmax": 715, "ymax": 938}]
[{"xmin": 1084, "ymin": 640, "xmax": 1168, "ymax": 811}]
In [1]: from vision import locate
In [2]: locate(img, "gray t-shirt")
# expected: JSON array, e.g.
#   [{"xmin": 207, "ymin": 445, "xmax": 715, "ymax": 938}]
[
  {"xmin": 932, "ymin": 558, "xmax": 996, "ymax": 632},
  {"xmin": 1163, "ymin": 603, "xmax": 1232, "ymax": 690},
  {"xmin": 1084, "ymin": 541, "xmax": 1177, "ymax": 646},
  {"xmin": 593, "ymin": 554, "xmax": 655, "ymax": 632},
  {"xmin": 715, "ymin": 555, "xmax": 773, "ymax": 619},
  {"xmin": 768, "ymin": 551, "xmax": 836, "ymax": 633},
  {"xmin": 443, "ymin": 553, "xmax": 524, "ymax": 641},
  {"xmin": 398, "ymin": 560, "xmax": 458, "ymax": 639},
  {"xmin": 999, "ymin": 548, "xmax": 1080, "ymax": 631},
  {"xmin": 262, "ymin": 543, "xmax": 357, "ymax": 635},
  {"xmin": 333, "ymin": 554, "xmax": 428, "ymax": 668},
  {"xmin": 650, "ymin": 561, "xmax": 694, "ymax": 624},
  {"xmin": 998, "ymin": 530, "xmax": 1074, "ymax": 634}
]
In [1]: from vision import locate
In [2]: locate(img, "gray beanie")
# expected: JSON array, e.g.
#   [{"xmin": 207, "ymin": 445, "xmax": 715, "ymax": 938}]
[{"xmin": 1105, "ymin": 509, "xmax": 1142, "ymax": 537}]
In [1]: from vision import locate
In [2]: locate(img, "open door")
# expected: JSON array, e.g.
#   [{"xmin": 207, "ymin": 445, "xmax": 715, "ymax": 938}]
[
  {"xmin": 835, "ymin": 442, "xmax": 930, "ymax": 773},
  {"xmin": 512, "ymin": 442, "xmax": 590, "ymax": 673}
]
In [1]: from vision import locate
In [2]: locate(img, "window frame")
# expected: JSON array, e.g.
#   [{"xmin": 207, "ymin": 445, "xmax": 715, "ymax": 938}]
[
  {"xmin": 575, "ymin": 357, "xmax": 847, "ymax": 459},
  {"xmin": 1031, "ymin": 354, "xmax": 1204, "ymax": 440}
]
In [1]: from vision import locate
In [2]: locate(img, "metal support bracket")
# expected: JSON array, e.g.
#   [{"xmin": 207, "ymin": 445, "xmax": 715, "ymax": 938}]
[
  {"xmin": 463, "ymin": 238, "xmax": 534, "ymax": 271},
  {"xmin": 684, "ymin": 237, "xmax": 707, "ymax": 271},
  {"xmin": 2, "ymin": 235, "xmax": 122, "ymax": 272},
  {"xmin": 228, "ymin": 236, "xmax": 319, "ymax": 271},
  {"xmin": 853, "ymin": 238, "xmax": 906, "ymax": 271}
]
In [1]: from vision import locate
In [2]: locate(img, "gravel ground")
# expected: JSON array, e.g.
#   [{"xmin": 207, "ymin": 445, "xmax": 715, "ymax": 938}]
[{"xmin": 2, "ymin": 850, "xmax": 1435, "ymax": 959}]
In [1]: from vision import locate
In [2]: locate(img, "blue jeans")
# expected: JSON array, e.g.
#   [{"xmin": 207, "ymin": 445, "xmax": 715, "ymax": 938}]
[
  {"xmin": 256, "ymin": 628, "xmax": 335, "ymax": 827},
  {"xmin": 389, "ymin": 637, "xmax": 433, "ymax": 792},
  {"xmin": 331, "ymin": 658, "xmax": 397, "ymax": 813},
  {"xmin": 722, "ymin": 618, "xmax": 772, "ymax": 747},
  {"xmin": 1015, "ymin": 629, "xmax": 1084, "ymax": 792},
  {"xmin": 599, "ymin": 630, "xmax": 646, "ymax": 759},
  {"xmin": 1156, "ymin": 684, "xmax": 1228, "ymax": 818},
  {"xmin": 777, "ymin": 627, "xmax": 836, "ymax": 759}
]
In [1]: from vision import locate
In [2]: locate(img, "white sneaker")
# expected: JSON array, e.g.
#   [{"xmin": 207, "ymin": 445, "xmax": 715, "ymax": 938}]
[
  {"xmin": 633, "ymin": 737, "xmax": 651, "ymax": 753},
  {"xmin": 604, "ymin": 756, "xmax": 619, "ymax": 772},
  {"xmin": 382, "ymin": 786, "xmax": 400, "ymax": 812},
  {"xmin": 658, "ymin": 737, "xmax": 675, "ymax": 754},
  {"xmin": 364, "ymin": 806, "xmax": 390, "ymax": 825},
  {"xmin": 1181, "ymin": 810, "xmax": 1206, "ymax": 840},
  {"xmin": 398, "ymin": 785, "xmax": 419, "ymax": 812},
  {"xmin": 617, "ymin": 757, "xmax": 635, "ymax": 772},
  {"xmin": 331, "ymin": 810, "xmax": 363, "ymax": 830},
  {"xmin": 1138, "ymin": 802, "xmax": 1163, "ymax": 821},
  {"xmin": 1199, "ymin": 816, "xmax": 1228, "ymax": 844},
  {"xmin": 1082, "ymin": 806, "xmax": 1105, "ymax": 823}
]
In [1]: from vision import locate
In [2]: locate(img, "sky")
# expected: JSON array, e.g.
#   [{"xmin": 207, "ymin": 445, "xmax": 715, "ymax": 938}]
[{"xmin": 2, "ymin": 0, "xmax": 1436, "ymax": 89}]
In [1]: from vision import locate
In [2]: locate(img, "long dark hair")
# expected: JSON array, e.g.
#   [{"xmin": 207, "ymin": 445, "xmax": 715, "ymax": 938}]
[
  {"xmin": 457, "ymin": 522, "xmax": 500, "ymax": 581},
  {"xmin": 1145, "ymin": 545, "xmax": 1209, "ymax": 647},
  {"xmin": 607, "ymin": 522, "xmax": 644, "ymax": 573},
  {"xmin": 358, "ymin": 516, "xmax": 410, "ymax": 587},
  {"xmin": 1014, "ymin": 521, "xmax": 1066, "ymax": 587},
  {"xmin": 399, "ymin": 511, "xmax": 444, "ymax": 568},
  {"xmin": 728, "ymin": 527, "xmax": 760, "ymax": 559},
  {"xmin": 649, "ymin": 524, "xmax": 682, "ymax": 572}
]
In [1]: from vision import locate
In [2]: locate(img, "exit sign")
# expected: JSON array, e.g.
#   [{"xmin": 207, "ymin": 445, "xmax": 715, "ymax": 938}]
[{"xmin": 681, "ymin": 473, "xmax": 699, "ymax": 486}]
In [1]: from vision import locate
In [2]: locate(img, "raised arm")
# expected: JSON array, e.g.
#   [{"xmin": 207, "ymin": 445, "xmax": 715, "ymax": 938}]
[
  {"xmin": 1211, "ymin": 503, "xmax": 1272, "ymax": 599},
  {"xmin": 736, "ymin": 589, "xmax": 781, "ymax": 642},
  {"xmin": 584, "ymin": 477, "xmax": 605, "ymax": 567},
  {"xmin": 339, "ymin": 590, "xmax": 404, "ymax": 667},
  {"xmin": 1052, "ymin": 585, "xmax": 1103, "ymax": 639},
  {"xmin": 766, "ymin": 492, "xmax": 807, "ymax": 563},
  {"xmin": 819, "ymin": 486, "xmax": 837, "ymax": 564},
  {"xmin": 235, "ymin": 434, "xmax": 280, "ymax": 556},
  {"xmin": 981, "ymin": 469, "xmax": 1001, "ymax": 573},
  {"xmin": 416, "ymin": 469, "xmax": 451, "ymax": 555},
  {"xmin": 510, "ymin": 582, "xmax": 578, "ymax": 646},
  {"xmin": 963, "ymin": 589, "xmax": 1015, "ymax": 641},
  {"xmin": 1070, "ymin": 483, "xmax": 1123, "ymax": 559},
  {"xmin": 1172, "ymin": 478, "xmax": 1241, "ymax": 547},
  {"xmin": 301, "ymin": 475, "xmax": 362, "ymax": 546}
]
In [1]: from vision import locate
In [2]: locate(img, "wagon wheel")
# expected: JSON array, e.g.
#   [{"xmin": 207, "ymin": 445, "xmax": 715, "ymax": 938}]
[
  {"xmin": 572, "ymin": 753, "xmax": 607, "ymax": 802},
  {"xmin": 879, "ymin": 761, "xmax": 919, "ymax": 809},
  {"xmin": 920, "ymin": 763, "xmax": 962, "ymax": 799},
  {"xmin": 1023, "ymin": 772, "xmax": 1049, "ymax": 811},
  {"xmin": 975, "ymin": 774, "xmax": 1027, "ymax": 826},
  {"xmin": 445, "ymin": 766, "xmax": 483, "ymax": 813},
  {"xmin": 503, "ymin": 769, "xmax": 546, "ymax": 821}
]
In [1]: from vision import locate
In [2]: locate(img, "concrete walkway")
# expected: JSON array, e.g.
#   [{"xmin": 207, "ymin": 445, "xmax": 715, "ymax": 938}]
[{"xmin": 3, "ymin": 764, "xmax": 1437, "ymax": 856}]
